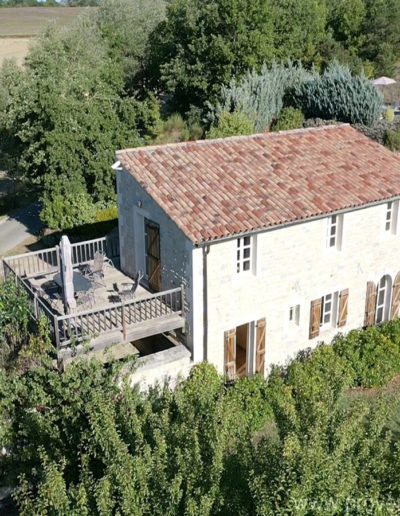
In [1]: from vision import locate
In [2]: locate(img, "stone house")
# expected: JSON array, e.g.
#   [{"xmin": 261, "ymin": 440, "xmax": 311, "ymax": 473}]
[{"xmin": 116, "ymin": 124, "xmax": 400, "ymax": 378}]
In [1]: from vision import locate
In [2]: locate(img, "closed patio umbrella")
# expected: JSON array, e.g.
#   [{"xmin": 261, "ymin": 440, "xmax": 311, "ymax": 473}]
[{"xmin": 59, "ymin": 235, "xmax": 76, "ymax": 313}]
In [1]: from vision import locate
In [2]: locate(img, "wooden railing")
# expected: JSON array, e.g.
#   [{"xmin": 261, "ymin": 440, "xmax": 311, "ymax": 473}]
[
  {"xmin": 56, "ymin": 287, "xmax": 183, "ymax": 347},
  {"xmin": 3, "ymin": 234, "xmax": 120, "ymax": 278},
  {"xmin": 71, "ymin": 236, "xmax": 120, "ymax": 267},
  {"xmin": 3, "ymin": 236, "xmax": 185, "ymax": 357}
]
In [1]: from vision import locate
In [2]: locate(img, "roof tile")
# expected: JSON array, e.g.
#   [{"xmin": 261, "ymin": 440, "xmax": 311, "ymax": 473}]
[{"xmin": 116, "ymin": 125, "xmax": 400, "ymax": 244}]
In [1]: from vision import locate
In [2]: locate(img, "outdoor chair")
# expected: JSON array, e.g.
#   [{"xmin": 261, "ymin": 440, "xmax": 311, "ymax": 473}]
[
  {"xmin": 81, "ymin": 251, "xmax": 111, "ymax": 286},
  {"xmin": 119, "ymin": 271, "xmax": 144, "ymax": 302}
]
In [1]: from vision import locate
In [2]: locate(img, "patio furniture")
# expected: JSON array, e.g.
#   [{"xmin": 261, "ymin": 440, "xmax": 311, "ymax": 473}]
[
  {"xmin": 119, "ymin": 271, "xmax": 144, "ymax": 301},
  {"xmin": 81, "ymin": 251, "xmax": 113, "ymax": 286},
  {"xmin": 75, "ymin": 289, "xmax": 95, "ymax": 310},
  {"xmin": 53, "ymin": 271, "xmax": 93, "ymax": 294}
]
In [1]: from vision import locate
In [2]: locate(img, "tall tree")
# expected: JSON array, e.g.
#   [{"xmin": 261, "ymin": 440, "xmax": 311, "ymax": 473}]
[
  {"xmin": 151, "ymin": 0, "xmax": 275, "ymax": 113},
  {"xmin": 270, "ymin": 0, "xmax": 327, "ymax": 65}
]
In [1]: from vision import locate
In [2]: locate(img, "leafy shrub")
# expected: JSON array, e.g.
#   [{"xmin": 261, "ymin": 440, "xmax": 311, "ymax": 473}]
[
  {"xmin": 40, "ymin": 192, "xmax": 97, "ymax": 230},
  {"xmin": 384, "ymin": 107, "xmax": 395, "ymax": 121},
  {"xmin": 0, "ymin": 280, "xmax": 30, "ymax": 370},
  {"xmin": 293, "ymin": 61, "xmax": 383, "ymax": 126},
  {"xmin": 96, "ymin": 205, "xmax": 118, "ymax": 222},
  {"xmin": 227, "ymin": 374, "xmax": 272, "ymax": 432},
  {"xmin": 271, "ymin": 107, "xmax": 304, "ymax": 131},
  {"xmin": 332, "ymin": 326, "xmax": 400, "ymax": 387},
  {"xmin": 207, "ymin": 110, "xmax": 255, "ymax": 139},
  {"xmin": 208, "ymin": 60, "xmax": 312, "ymax": 132},
  {"xmin": 385, "ymin": 129, "xmax": 400, "ymax": 151},
  {"xmin": 285, "ymin": 344, "xmax": 354, "ymax": 428}
]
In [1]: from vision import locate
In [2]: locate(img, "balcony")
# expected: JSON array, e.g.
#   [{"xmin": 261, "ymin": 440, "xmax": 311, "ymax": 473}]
[{"xmin": 2, "ymin": 236, "xmax": 185, "ymax": 367}]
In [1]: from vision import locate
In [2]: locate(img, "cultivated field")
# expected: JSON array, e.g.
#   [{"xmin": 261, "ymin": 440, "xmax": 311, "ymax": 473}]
[{"xmin": 0, "ymin": 7, "xmax": 91, "ymax": 66}]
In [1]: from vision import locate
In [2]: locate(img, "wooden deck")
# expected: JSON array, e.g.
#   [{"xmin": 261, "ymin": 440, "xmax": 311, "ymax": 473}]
[{"xmin": 2, "ymin": 236, "xmax": 186, "ymax": 365}]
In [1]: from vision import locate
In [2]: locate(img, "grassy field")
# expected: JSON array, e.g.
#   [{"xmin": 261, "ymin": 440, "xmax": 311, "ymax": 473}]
[
  {"xmin": 0, "ymin": 7, "xmax": 89, "ymax": 36},
  {"xmin": 0, "ymin": 7, "xmax": 92, "ymax": 65}
]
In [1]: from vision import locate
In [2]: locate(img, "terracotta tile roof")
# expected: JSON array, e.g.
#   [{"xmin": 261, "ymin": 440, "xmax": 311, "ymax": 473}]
[{"xmin": 116, "ymin": 124, "xmax": 400, "ymax": 244}]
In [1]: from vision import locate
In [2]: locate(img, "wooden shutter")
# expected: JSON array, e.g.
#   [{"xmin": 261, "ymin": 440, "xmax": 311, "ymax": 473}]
[
  {"xmin": 364, "ymin": 281, "xmax": 377, "ymax": 327},
  {"xmin": 224, "ymin": 328, "xmax": 236, "ymax": 379},
  {"xmin": 255, "ymin": 318, "xmax": 266, "ymax": 375},
  {"xmin": 337, "ymin": 289, "xmax": 349, "ymax": 327},
  {"xmin": 391, "ymin": 272, "xmax": 400, "ymax": 320},
  {"xmin": 309, "ymin": 298, "xmax": 322, "ymax": 339}
]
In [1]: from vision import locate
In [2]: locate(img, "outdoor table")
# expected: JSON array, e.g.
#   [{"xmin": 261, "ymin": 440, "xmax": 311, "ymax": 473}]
[{"xmin": 53, "ymin": 271, "xmax": 93, "ymax": 294}]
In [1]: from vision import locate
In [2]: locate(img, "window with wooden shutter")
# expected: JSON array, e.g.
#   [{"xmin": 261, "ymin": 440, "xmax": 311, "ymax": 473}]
[
  {"xmin": 309, "ymin": 298, "xmax": 322, "ymax": 339},
  {"xmin": 337, "ymin": 289, "xmax": 349, "ymax": 327},
  {"xmin": 255, "ymin": 318, "xmax": 266, "ymax": 375},
  {"xmin": 224, "ymin": 328, "xmax": 236, "ymax": 379},
  {"xmin": 364, "ymin": 281, "xmax": 377, "ymax": 327},
  {"xmin": 391, "ymin": 272, "xmax": 400, "ymax": 320}
]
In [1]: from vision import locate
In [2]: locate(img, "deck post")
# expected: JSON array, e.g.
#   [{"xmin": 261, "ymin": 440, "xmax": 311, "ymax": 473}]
[
  {"xmin": 33, "ymin": 293, "xmax": 38, "ymax": 319},
  {"xmin": 53, "ymin": 314, "xmax": 61, "ymax": 362},
  {"xmin": 121, "ymin": 303, "xmax": 127, "ymax": 341},
  {"xmin": 180, "ymin": 284, "xmax": 185, "ymax": 314}
]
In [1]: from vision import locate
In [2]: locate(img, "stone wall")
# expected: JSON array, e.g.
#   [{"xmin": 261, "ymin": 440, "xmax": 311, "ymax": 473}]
[
  {"xmin": 128, "ymin": 344, "xmax": 193, "ymax": 390},
  {"xmin": 117, "ymin": 168, "xmax": 196, "ymax": 353},
  {"xmin": 204, "ymin": 201, "xmax": 400, "ymax": 373}
]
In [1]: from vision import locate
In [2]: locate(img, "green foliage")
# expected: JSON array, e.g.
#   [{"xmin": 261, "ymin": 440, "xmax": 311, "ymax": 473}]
[
  {"xmin": 95, "ymin": 204, "xmax": 118, "ymax": 223},
  {"xmin": 4, "ymin": 318, "xmax": 400, "ymax": 513},
  {"xmin": 0, "ymin": 0, "xmax": 164, "ymax": 230},
  {"xmin": 0, "ymin": 280, "xmax": 29, "ymax": 369},
  {"xmin": 384, "ymin": 107, "xmax": 395, "ymax": 122},
  {"xmin": 270, "ymin": 0, "xmax": 327, "ymax": 65},
  {"xmin": 292, "ymin": 61, "xmax": 383, "ymax": 126},
  {"xmin": 208, "ymin": 60, "xmax": 312, "ymax": 132},
  {"xmin": 40, "ymin": 191, "xmax": 97, "ymax": 229},
  {"xmin": 1, "ymin": 360, "xmax": 272, "ymax": 514},
  {"xmin": 151, "ymin": 0, "xmax": 276, "ymax": 113},
  {"xmin": 385, "ymin": 129, "xmax": 400, "ymax": 152},
  {"xmin": 271, "ymin": 107, "xmax": 304, "ymax": 132},
  {"xmin": 207, "ymin": 110, "xmax": 255, "ymax": 139},
  {"xmin": 333, "ymin": 326, "xmax": 400, "ymax": 387}
]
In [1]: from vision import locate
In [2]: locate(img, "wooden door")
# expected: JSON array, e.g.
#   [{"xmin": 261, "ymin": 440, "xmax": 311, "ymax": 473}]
[{"xmin": 145, "ymin": 219, "xmax": 161, "ymax": 292}]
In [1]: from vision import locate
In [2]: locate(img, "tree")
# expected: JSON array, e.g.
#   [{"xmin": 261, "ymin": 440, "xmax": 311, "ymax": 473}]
[
  {"xmin": 207, "ymin": 60, "xmax": 312, "ymax": 133},
  {"xmin": 0, "ymin": 2, "xmax": 164, "ymax": 229},
  {"xmin": 151, "ymin": 0, "xmax": 275, "ymax": 114},
  {"xmin": 270, "ymin": 0, "xmax": 327, "ymax": 65},
  {"xmin": 361, "ymin": 0, "xmax": 400, "ymax": 77},
  {"xmin": 292, "ymin": 61, "xmax": 383, "ymax": 126}
]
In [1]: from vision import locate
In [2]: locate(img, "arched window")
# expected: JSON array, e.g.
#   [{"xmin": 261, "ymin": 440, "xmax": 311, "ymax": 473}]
[{"xmin": 376, "ymin": 275, "xmax": 392, "ymax": 324}]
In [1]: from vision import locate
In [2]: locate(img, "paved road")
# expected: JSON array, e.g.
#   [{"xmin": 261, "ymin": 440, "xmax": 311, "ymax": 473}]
[{"xmin": 0, "ymin": 202, "xmax": 42, "ymax": 255}]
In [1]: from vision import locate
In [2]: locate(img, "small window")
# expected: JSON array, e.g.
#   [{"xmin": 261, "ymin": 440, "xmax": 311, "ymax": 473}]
[
  {"xmin": 376, "ymin": 275, "xmax": 392, "ymax": 323},
  {"xmin": 326, "ymin": 215, "xmax": 343, "ymax": 249},
  {"xmin": 320, "ymin": 292, "xmax": 338, "ymax": 327},
  {"xmin": 236, "ymin": 236, "xmax": 252, "ymax": 273},
  {"xmin": 289, "ymin": 305, "xmax": 300, "ymax": 326},
  {"xmin": 384, "ymin": 201, "xmax": 398, "ymax": 234}
]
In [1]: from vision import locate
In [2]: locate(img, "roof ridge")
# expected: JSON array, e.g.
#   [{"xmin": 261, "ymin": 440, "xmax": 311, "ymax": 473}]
[{"xmin": 116, "ymin": 123, "xmax": 349, "ymax": 155}]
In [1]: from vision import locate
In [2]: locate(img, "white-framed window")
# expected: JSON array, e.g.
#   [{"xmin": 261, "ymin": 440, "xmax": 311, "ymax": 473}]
[
  {"xmin": 376, "ymin": 275, "xmax": 392, "ymax": 323},
  {"xmin": 384, "ymin": 201, "xmax": 399, "ymax": 234},
  {"xmin": 320, "ymin": 292, "xmax": 339, "ymax": 327},
  {"xmin": 289, "ymin": 304, "xmax": 300, "ymax": 326},
  {"xmin": 236, "ymin": 236, "xmax": 252, "ymax": 273},
  {"xmin": 326, "ymin": 214, "xmax": 343, "ymax": 250}
]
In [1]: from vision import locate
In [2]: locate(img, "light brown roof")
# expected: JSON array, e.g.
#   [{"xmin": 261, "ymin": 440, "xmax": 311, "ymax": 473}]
[{"xmin": 116, "ymin": 124, "xmax": 400, "ymax": 244}]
